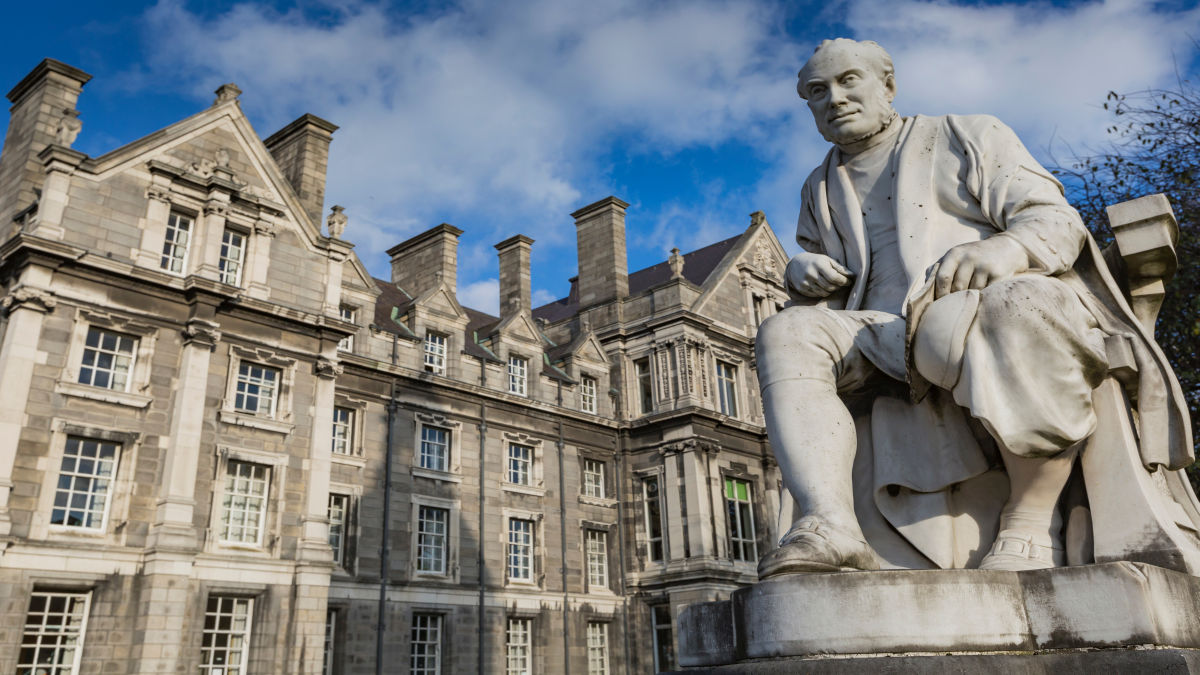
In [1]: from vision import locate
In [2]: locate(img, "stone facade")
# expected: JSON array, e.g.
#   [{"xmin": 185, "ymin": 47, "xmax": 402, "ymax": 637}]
[{"xmin": 0, "ymin": 59, "xmax": 788, "ymax": 674}]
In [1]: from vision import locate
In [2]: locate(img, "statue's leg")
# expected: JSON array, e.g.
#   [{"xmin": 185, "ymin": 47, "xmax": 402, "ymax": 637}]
[
  {"xmin": 755, "ymin": 307, "xmax": 898, "ymax": 576},
  {"xmin": 915, "ymin": 276, "xmax": 1108, "ymax": 570}
]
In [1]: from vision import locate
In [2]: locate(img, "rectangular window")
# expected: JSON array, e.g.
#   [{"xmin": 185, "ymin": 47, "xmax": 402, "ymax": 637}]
[
  {"xmin": 51, "ymin": 437, "xmax": 119, "ymax": 530},
  {"xmin": 507, "ymin": 518, "xmax": 534, "ymax": 581},
  {"xmin": 724, "ymin": 478, "xmax": 757, "ymax": 562},
  {"xmin": 409, "ymin": 613, "xmax": 442, "ymax": 675},
  {"xmin": 716, "ymin": 361, "xmax": 739, "ymax": 417},
  {"xmin": 582, "ymin": 459, "xmax": 605, "ymax": 499},
  {"xmin": 585, "ymin": 530, "xmax": 609, "ymax": 590},
  {"xmin": 752, "ymin": 294, "xmax": 764, "ymax": 326},
  {"xmin": 507, "ymin": 444, "xmax": 532, "ymax": 486},
  {"xmin": 507, "ymin": 356, "xmax": 528, "ymax": 396},
  {"xmin": 652, "ymin": 605, "xmax": 676, "ymax": 673},
  {"xmin": 424, "ymin": 333, "xmax": 447, "ymax": 374},
  {"xmin": 416, "ymin": 505, "xmax": 448, "ymax": 574},
  {"xmin": 419, "ymin": 426, "xmax": 450, "ymax": 473},
  {"xmin": 161, "ymin": 211, "xmax": 192, "ymax": 274},
  {"xmin": 18, "ymin": 591, "xmax": 90, "ymax": 675},
  {"xmin": 200, "ymin": 595, "xmax": 252, "ymax": 675},
  {"xmin": 323, "ymin": 609, "xmax": 337, "ymax": 675},
  {"xmin": 505, "ymin": 617, "xmax": 532, "ymax": 675},
  {"xmin": 332, "ymin": 406, "xmax": 354, "ymax": 456},
  {"xmin": 220, "ymin": 460, "xmax": 269, "ymax": 545},
  {"xmin": 328, "ymin": 493, "xmax": 348, "ymax": 567},
  {"xmin": 78, "ymin": 326, "xmax": 137, "ymax": 392},
  {"xmin": 580, "ymin": 375, "xmax": 597, "ymax": 414},
  {"xmin": 338, "ymin": 306, "xmax": 356, "ymax": 352},
  {"xmin": 642, "ymin": 476, "xmax": 664, "ymax": 562},
  {"xmin": 635, "ymin": 357, "xmax": 653, "ymax": 415},
  {"xmin": 219, "ymin": 228, "xmax": 246, "ymax": 286},
  {"xmin": 234, "ymin": 362, "xmax": 280, "ymax": 416},
  {"xmin": 586, "ymin": 622, "xmax": 609, "ymax": 675}
]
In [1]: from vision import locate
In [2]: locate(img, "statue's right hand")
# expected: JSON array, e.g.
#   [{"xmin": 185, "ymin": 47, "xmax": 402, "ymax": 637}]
[{"xmin": 785, "ymin": 252, "xmax": 854, "ymax": 298}]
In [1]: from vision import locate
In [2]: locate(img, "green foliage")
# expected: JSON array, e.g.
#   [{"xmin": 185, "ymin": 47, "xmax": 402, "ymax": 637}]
[{"xmin": 1051, "ymin": 79, "xmax": 1200, "ymax": 486}]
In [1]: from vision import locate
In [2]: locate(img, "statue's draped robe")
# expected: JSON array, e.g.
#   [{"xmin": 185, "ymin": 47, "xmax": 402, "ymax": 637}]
[{"xmin": 789, "ymin": 114, "xmax": 1192, "ymax": 569}]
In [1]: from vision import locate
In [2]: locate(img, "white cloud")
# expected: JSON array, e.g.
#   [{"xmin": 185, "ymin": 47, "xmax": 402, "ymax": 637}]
[{"xmin": 458, "ymin": 278, "xmax": 499, "ymax": 316}]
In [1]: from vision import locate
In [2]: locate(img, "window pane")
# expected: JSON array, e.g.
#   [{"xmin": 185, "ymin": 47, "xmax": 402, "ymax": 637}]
[
  {"xmin": 221, "ymin": 461, "xmax": 269, "ymax": 544},
  {"xmin": 416, "ymin": 506, "xmax": 448, "ymax": 574},
  {"xmin": 505, "ymin": 617, "xmax": 532, "ymax": 675},
  {"xmin": 200, "ymin": 596, "xmax": 252, "ymax": 675},
  {"xmin": 332, "ymin": 407, "xmax": 355, "ymax": 455},
  {"xmin": 234, "ymin": 362, "xmax": 279, "ymax": 416},
  {"xmin": 219, "ymin": 229, "xmax": 246, "ymax": 285},
  {"xmin": 51, "ymin": 437, "xmax": 120, "ymax": 530},
  {"xmin": 77, "ymin": 327, "xmax": 137, "ymax": 392},
  {"xmin": 161, "ymin": 211, "xmax": 192, "ymax": 274},
  {"xmin": 18, "ymin": 592, "xmax": 90, "ymax": 675},
  {"xmin": 586, "ymin": 622, "xmax": 609, "ymax": 675},
  {"xmin": 409, "ymin": 614, "xmax": 442, "ymax": 675},
  {"xmin": 724, "ymin": 478, "xmax": 757, "ymax": 562},
  {"xmin": 328, "ymin": 494, "xmax": 348, "ymax": 566},
  {"xmin": 420, "ymin": 427, "xmax": 449, "ymax": 472},
  {"xmin": 507, "ymin": 519, "xmax": 533, "ymax": 581},
  {"xmin": 424, "ymin": 333, "xmax": 447, "ymax": 374}
]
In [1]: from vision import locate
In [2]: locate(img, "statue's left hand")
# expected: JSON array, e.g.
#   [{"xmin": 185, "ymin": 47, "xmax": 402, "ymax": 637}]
[{"xmin": 931, "ymin": 235, "xmax": 1030, "ymax": 299}]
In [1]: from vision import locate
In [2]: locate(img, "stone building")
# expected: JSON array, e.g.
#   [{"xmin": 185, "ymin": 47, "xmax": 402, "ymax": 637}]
[{"xmin": 0, "ymin": 59, "xmax": 787, "ymax": 674}]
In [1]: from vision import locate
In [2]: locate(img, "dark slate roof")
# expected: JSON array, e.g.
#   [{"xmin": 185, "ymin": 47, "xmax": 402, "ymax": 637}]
[
  {"xmin": 372, "ymin": 278, "xmax": 415, "ymax": 337},
  {"xmin": 532, "ymin": 232, "xmax": 743, "ymax": 323}
]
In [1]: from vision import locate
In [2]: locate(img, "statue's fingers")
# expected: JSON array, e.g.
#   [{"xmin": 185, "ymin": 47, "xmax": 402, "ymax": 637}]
[
  {"xmin": 969, "ymin": 270, "xmax": 990, "ymax": 290},
  {"xmin": 819, "ymin": 266, "xmax": 850, "ymax": 288},
  {"xmin": 950, "ymin": 261, "xmax": 975, "ymax": 294},
  {"xmin": 934, "ymin": 262, "xmax": 956, "ymax": 298}
]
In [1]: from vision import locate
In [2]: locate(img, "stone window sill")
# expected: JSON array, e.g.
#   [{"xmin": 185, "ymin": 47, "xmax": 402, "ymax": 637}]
[
  {"xmin": 218, "ymin": 410, "xmax": 294, "ymax": 435},
  {"xmin": 412, "ymin": 467, "xmax": 463, "ymax": 483},
  {"xmin": 332, "ymin": 453, "xmax": 367, "ymax": 469},
  {"xmin": 46, "ymin": 525, "xmax": 108, "ymax": 539},
  {"xmin": 502, "ymin": 482, "xmax": 546, "ymax": 498},
  {"xmin": 56, "ymin": 381, "xmax": 152, "ymax": 409},
  {"xmin": 579, "ymin": 495, "xmax": 618, "ymax": 508}
]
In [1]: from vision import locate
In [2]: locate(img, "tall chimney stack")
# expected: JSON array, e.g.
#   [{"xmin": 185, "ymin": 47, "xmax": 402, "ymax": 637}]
[
  {"xmin": 0, "ymin": 59, "xmax": 91, "ymax": 220},
  {"xmin": 387, "ymin": 223, "xmax": 462, "ymax": 299},
  {"xmin": 572, "ymin": 196, "xmax": 629, "ymax": 308},
  {"xmin": 264, "ymin": 113, "xmax": 338, "ymax": 227},
  {"xmin": 496, "ymin": 234, "xmax": 533, "ymax": 319}
]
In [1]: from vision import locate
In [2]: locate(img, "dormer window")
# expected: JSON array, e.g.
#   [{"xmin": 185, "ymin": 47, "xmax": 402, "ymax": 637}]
[
  {"xmin": 580, "ymin": 376, "xmax": 598, "ymax": 414},
  {"xmin": 338, "ymin": 306, "xmax": 356, "ymax": 352},
  {"xmin": 508, "ymin": 356, "xmax": 528, "ymax": 396},
  {"xmin": 218, "ymin": 228, "xmax": 246, "ymax": 286},
  {"xmin": 160, "ymin": 211, "xmax": 192, "ymax": 274},
  {"xmin": 424, "ymin": 333, "xmax": 447, "ymax": 375}
]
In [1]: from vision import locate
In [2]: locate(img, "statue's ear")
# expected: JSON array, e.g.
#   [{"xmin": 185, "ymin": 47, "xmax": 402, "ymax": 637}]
[{"xmin": 884, "ymin": 74, "xmax": 897, "ymax": 102}]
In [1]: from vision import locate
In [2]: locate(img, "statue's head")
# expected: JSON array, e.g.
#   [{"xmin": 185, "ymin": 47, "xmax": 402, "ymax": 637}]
[{"xmin": 797, "ymin": 39, "xmax": 897, "ymax": 146}]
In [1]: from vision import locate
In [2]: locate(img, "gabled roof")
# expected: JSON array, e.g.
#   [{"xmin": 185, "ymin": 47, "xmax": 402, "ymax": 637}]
[{"xmin": 532, "ymin": 233, "xmax": 744, "ymax": 323}]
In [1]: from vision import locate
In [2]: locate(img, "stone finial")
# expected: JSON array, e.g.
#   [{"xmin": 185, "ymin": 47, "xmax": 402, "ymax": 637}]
[
  {"xmin": 669, "ymin": 247, "xmax": 685, "ymax": 280},
  {"xmin": 326, "ymin": 205, "xmax": 348, "ymax": 239},
  {"xmin": 215, "ymin": 147, "xmax": 231, "ymax": 168},
  {"xmin": 750, "ymin": 210, "xmax": 766, "ymax": 227},
  {"xmin": 213, "ymin": 83, "xmax": 242, "ymax": 106},
  {"xmin": 54, "ymin": 108, "xmax": 82, "ymax": 147}
]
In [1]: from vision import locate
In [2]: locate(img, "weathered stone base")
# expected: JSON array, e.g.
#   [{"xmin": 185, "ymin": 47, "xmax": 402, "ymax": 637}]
[
  {"xmin": 678, "ymin": 647, "xmax": 1200, "ymax": 674},
  {"xmin": 676, "ymin": 562, "xmax": 1200, "ymax": 672}
]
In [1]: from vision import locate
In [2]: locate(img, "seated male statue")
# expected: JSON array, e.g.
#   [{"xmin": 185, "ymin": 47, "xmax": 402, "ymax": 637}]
[{"xmin": 756, "ymin": 38, "xmax": 1192, "ymax": 575}]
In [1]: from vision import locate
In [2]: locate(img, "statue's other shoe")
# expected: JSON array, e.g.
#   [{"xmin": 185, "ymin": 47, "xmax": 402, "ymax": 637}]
[
  {"xmin": 978, "ymin": 530, "xmax": 1064, "ymax": 571},
  {"xmin": 757, "ymin": 517, "xmax": 879, "ymax": 578}
]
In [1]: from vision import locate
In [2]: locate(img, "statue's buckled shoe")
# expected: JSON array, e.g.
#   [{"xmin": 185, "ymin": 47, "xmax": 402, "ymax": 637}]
[
  {"xmin": 978, "ymin": 530, "xmax": 1064, "ymax": 571},
  {"xmin": 757, "ymin": 517, "xmax": 879, "ymax": 578}
]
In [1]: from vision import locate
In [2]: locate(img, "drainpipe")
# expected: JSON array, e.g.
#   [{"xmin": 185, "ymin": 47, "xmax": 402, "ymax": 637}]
[
  {"xmin": 377, "ymin": 378, "xmax": 398, "ymax": 675},
  {"xmin": 477, "ymin": 400, "xmax": 488, "ymax": 674},
  {"xmin": 557, "ymin": 420, "xmax": 570, "ymax": 675},
  {"xmin": 615, "ymin": 430, "xmax": 632, "ymax": 675}
]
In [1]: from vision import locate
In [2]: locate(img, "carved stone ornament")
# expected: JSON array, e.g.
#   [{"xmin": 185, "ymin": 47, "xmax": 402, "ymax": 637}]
[
  {"xmin": 182, "ymin": 319, "xmax": 222, "ymax": 350},
  {"xmin": 326, "ymin": 205, "xmax": 348, "ymax": 239},
  {"xmin": 215, "ymin": 147, "xmax": 231, "ymax": 168},
  {"xmin": 54, "ymin": 108, "xmax": 82, "ymax": 148},
  {"xmin": 204, "ymin": 200, "xmax": 229, "ymax": 218},
  {"xmin": 213, "ymin": 83, "xmax": 242, "ymax": 106},
  {"xmin": 189, "ymin": 158, "xmax": 216, "ymax": 179},
  {"xmin": 254, "ymin": 218, "xmax": 277, "ymax": 237},
  {"xmin": 1, "ymin": 286, "xmax": 57, "ymax": 314},
  {"xmin": 315, "ymin": 357, "xmax": 344, "ymax": 379},
  {"xmin": 753, "ymin": 238, "xmax": 779, "ymax": 279},
  {"xmin": 669, "ymin": 247, "xmax": 685, "ymax": 280}
]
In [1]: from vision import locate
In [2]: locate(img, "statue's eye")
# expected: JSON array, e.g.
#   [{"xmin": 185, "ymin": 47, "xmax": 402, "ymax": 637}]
[
  {"xmin": 809, "ymin": 84, "xmax": 827, "ymax": 98},
  {"xmin": 841, "ymin": 73, "xmax": 860, "ymax": 85}
]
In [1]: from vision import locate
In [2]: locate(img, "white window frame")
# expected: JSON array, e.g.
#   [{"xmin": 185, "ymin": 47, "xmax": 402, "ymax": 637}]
[
  {"xmin": 424, "ymin": 332, "xmax": 447, "ymax": 375},
  {"xmin": 634, "ymin": 356, "xmax": 654, "ymax": 415},
  {"xmin": 77, "ymin": 326, "xmax": 137, "ymax": 392},
  {"xmin": 412, "ymin": 412, "xmax": 463, "ymax": 482},
  {"xmin": 338, "ymin": 305, "xmax": 357, "ymax": 352},
  {"xmin": 57, "ymin": 309, "xmax": 157, "ymax": 409},
  {"xmin": 416, "ymin": 504, "xmax": 449, "ymax": 575},
  {"xmin": 507, "ymin": 517, "xmax": 535, "ymax": 583},
  {"xmin": 208, "ymin": 446, "xmax": 288, "ymax": 555},
  {"xmin": 409, "ymin": 494, "xmax": 461, "ymax": 582},
  {"xmin": 585, "ymin": 529, "xmax": 609, "ymax": 591},
  {"xmin": 219, "ymin": 346, "xmax": 296, "ymax": 435},
  {"xmin": 19, "ymin": 590, "xmax": 91, "ymax": 675},
  {"xmin": 641, "ymin": 473, "xmax": 666, "ymax": 563},
  {"xmin": 332, "ymin": 406, "xmax": 355, "ymax": 456},
  {"xmin": 652, "ymin": 604, "xmax": 675, "ymax": 673},
  {"xmin": 716, "ymin": 360, "xmax": 739, "ymax": 418},
  {"xmin": 500, "ymin": 432, "xmax": 544, "ymax": 496},
  {"xmin": 49, "ymin": 436, "xmax": 121, "ymax": 532},
  {"xmin": 409, "ymin": 613, "xmax": 443, "ymax": 675},
  {"xmin": 328, "ymin": 492, "xmax": 350, "ymax": 567},
  {"xmin": 507, "ymin": 443, "xmax": 532, "ymax": 486},
  {"xmin": 161, "ymin": 210, "xmax": 193, "ymax": 275},
  {"xmin": 323, "ymin": 608, "xmax": 337, "ymax": 675},
  {"xmin": 200, "ymin": 595, "xmax": 253, "ymax": 675},
  {"xmin": 33, "ymin": 422, "xmax": 139, "ymax": 543},
  {"xmin": 579, "ymin": 375, "xmax": 597, "ymax": 414},
  {"xmin": 420, "ymin": 426, "xmax": 451, "ymax": 473},
  {"xmin": 507, "ymin": 355, "xmax": 528, "ymax": 396},
  {"xmin": 234, "ymin": 361, "xmax": 280, "ymax": 417},
  {"xmin": 219, "ymin": 459, "xmax": 271, "ymax": 547},
  {"xmin": 724, "ymin": 476, "xmax": 758, "ymax": 563},
  {"xmin": 586, "ymin": 621, "xmax": 610, "ymax": 675},
  {"xmin": 582, "ymin": 458, "xmax": 605, "ymax": 499},
  {"xmin": 219, "ymin": 227, "xmax": 247, "ymax": 286},
  {"xmin": 505, "ymin": 617, "xmax": 533, "ymax": 675}
]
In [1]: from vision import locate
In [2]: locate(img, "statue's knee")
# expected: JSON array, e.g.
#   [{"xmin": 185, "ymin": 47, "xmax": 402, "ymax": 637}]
[
  {"xmin": 756, "ymin": 307, "xmax": 834, "ymax": 353},
  {"xmin": 913, "ymin": 290, "xmax": 980, "ymax": 390}
]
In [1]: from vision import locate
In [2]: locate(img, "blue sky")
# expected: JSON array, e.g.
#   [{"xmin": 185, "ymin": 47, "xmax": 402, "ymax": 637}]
[{"xmin": 3, "ymin": 0, "xmax": 1198, "ymax": 313}]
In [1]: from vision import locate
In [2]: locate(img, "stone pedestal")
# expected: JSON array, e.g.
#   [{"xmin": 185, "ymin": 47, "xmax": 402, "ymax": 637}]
[{"xmin": 676, "ymin": 562, "xmax": 1200, "ymax": 673}]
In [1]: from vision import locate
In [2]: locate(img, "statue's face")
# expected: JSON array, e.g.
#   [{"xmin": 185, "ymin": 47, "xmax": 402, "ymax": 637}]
[{"xmin": 799, "ymin": 47, "xmax": 895, "ymax": 145}]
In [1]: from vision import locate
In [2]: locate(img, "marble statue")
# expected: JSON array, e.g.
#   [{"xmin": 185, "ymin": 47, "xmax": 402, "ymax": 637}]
[{"xmin": 755, "ymin": 39, "xmax": 1194, "ymax": 576}]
